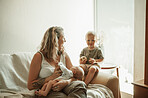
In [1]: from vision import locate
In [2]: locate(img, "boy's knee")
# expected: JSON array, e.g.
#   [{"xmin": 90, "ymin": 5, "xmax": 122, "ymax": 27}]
[
  {"xmin": 89, "ymin": 66, "xmax": 97, "ymax": 73},
  {"xmin": 79, "ymin": 64, "xmax": 85, "ymax": 71}
]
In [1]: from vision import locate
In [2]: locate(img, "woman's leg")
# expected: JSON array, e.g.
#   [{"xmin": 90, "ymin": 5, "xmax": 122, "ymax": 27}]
[
  {"xmin": 84, "ymin": 66, "xmax": 99, "ymax": 85},
  {"xmin": 35, "ymin": 91, "xmax": 67, "ymax": 98},
  {"xmin": 63, "ymin": 81, "xmax": 87, "ymax": 98},
  {"xmin": 44, "ymin": 80, "xmax": 67, "ymax": 98}
]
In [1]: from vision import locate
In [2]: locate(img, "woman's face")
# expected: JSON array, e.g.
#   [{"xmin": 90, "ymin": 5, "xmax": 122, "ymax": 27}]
[{"xmin": 58, "ymin": 33, "xmax": 66, "ymax": 47}]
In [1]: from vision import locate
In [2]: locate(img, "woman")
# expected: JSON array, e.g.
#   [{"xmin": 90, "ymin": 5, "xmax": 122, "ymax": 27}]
[{"xmin": 27, "ymin": 26, "xmax": 87, "ymax": 98}]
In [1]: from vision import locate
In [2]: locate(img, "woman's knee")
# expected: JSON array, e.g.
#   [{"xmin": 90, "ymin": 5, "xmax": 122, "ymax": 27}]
[
  {"xmin": 64, "ymin": 81, "xmax": 87, "ymax": 98},
  {"xmin": 73, "ymin": 81, "xmax": 86, "ymax": 88},
  {"xmin": 63, "ymin": 81, "xmax": 87, "ymax": 94}
]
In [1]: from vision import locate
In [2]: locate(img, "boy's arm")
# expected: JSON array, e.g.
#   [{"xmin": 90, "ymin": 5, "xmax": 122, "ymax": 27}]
[
  {"xmin": 89, "ymin": 58, "xmax": 104, "ymax": 64},
  {"xmin": 80, "ymin": 49, "xmax": 85, "ymax": 58},
  {"xmin": 95, "ymin": 58, "xmax": 104, "ymax": 62},
  {"xmin": 97, "ymin": 48, "xmax": 104, "ymax": 62}
]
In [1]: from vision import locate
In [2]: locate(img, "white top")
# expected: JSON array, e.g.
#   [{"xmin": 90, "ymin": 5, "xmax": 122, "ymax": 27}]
[{"xmin": 38, "ymin": 51, "xmax": 66, "ymax": 78}]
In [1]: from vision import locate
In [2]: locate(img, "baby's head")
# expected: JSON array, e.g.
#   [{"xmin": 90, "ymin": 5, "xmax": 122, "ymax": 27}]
[
  {"xmin": 70, "ymin": 66, "xmax": 84, "ymax": 80},
  {"xmin": 85, "ymin": 31, "xmax": 97, "ymax": 49},
  {"xmin": 80, "ymin": 56, "xmax": 87, "ymax": 62}
]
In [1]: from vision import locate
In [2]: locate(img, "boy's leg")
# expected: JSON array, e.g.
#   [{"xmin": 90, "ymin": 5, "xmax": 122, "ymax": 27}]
[
  {"xmin": 79, "ymin": 64, "xmax": 87, "ymax": 81},
  {"xmin": 84, "ymin": 66, "xmax": 99, "ymax": 85},
  {"xmin": 79, "ymin": 64, "xmax": 86, "ymax": 71}
]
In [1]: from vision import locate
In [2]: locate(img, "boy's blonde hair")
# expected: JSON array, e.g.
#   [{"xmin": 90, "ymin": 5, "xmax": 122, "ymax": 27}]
[
  {"xmin": 40, "ymin": 26, "xmax": 63, "ymax": 61},
  {"xmin": 85, "ymin": 31, "xmax": 97, "ymax": 40}
]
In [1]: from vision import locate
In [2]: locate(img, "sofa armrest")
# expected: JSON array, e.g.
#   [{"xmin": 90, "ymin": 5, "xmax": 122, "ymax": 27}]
[{"xmin": 90, "ymin": 72, "xmax": 121, "ymax": 98}]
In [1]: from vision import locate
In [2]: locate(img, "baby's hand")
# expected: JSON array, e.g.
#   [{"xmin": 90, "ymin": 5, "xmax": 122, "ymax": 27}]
[
  {"xmin": 89, "ymin": 58, "xmax": 95, "ymax": 64},
  {"xmin": 80, "ymin": 56, "xmax": 87, "ymax": 64}
]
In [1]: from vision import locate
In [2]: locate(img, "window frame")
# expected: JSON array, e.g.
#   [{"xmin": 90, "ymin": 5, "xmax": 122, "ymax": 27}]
[{"xmin": 144, "ymin": 0, "xmax": 148, "ymax": 85}]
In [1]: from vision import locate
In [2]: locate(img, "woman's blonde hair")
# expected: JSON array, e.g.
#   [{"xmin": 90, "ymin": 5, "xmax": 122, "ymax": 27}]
[{"xmin": 40, "ymin": 26, "xmax": 64, "ymax": 61}]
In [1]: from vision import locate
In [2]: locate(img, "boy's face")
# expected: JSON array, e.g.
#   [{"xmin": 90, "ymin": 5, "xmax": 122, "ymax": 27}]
[{"xmin": 86, "ymin": 34, "xmax": 96, "ymax": 49}]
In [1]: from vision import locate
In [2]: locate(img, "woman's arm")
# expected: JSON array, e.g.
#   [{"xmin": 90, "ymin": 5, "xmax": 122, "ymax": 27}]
[
  {"xmin": 27, "ymin": 53, "xmax": 42, "ymax": 90},
  {"xmin": 51, "ymin": 52, "xmax": 76, "ymax": 91},
  {"xmin": 65, "ymin": 52, "xmax": 73, "ymax": 69},
  {"xmin": 27, "ymin": 53, "xmax": 61, "ymax": 90}
]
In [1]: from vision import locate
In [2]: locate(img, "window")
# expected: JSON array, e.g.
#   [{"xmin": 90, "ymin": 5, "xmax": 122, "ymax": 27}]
[{"xmin": 95, "ymin": 0, "xmax": 134, "ymax": 94}]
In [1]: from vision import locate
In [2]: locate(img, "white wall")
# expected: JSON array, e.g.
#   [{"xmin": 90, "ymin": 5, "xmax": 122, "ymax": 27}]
[
  {"xmin": 134, "ymin": 0, "xmax": 146, "ymax": 81},
  {"xmin": 0, "ymin": 0, "xmax": 94, "ymax": 65}
]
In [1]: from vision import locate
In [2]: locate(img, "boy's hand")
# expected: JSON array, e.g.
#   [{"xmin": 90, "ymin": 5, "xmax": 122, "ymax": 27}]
[
  {"xmin": 80, "ymin": 56, "xmax": 87, "ymax": 64},
  {"xmin": 89, "ymin": 58, "xmax": 95, "ymax": 64}
]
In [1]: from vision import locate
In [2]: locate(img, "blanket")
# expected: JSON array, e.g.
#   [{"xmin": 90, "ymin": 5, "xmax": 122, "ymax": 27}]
[
  {"xmin": 0, "ymin": 84, "xmax": 113, "ymax": 98},
  {"xmin": 87, "ymin": 84, "xmax": 114, "ymax": 98}
]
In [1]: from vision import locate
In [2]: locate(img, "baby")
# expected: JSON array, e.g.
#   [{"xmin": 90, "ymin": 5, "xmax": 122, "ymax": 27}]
[{"xmin": 35, "ymin": 62, "xmax": 84, "ymax": 96}]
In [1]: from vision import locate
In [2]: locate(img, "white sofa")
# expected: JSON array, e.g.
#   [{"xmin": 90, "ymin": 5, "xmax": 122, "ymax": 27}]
[{"xmin": 0, "ymin": 52, "xmax": 121, "ymax": 98}]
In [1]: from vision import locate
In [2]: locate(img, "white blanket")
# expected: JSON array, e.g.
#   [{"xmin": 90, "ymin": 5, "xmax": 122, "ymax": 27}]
[{"xmin": 87, "ymin": 84, "xmax": 114, "ymax": 98}]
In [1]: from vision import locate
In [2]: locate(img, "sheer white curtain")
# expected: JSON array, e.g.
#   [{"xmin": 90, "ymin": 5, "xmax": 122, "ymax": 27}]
[{"xmin": 95, "ymin": 0, "xmax": 134, "ymax": 83}]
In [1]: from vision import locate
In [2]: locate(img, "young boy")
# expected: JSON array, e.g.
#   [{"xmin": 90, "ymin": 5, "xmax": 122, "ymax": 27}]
[
  {"xmin": 35, "ymin": 62, "xmax": 84, "ymax": 96},
  {"xmin": 79, "ymin": 31, "xmax": 104, "ymax": 85}
]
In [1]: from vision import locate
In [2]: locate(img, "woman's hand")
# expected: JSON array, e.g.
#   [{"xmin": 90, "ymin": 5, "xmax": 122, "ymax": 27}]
[
  {"xmin": 52, "ymin": 79, "xmax": 69, "ymax": 91},
  {"xmin": 51, "ymin": 63, "xmax": 63, "ymax": 79}
]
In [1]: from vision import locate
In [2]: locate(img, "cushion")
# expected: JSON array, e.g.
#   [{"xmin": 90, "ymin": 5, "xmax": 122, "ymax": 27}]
[{"xmin": 0, "ymin": 52, "xmax": 34, "ymax": 91}]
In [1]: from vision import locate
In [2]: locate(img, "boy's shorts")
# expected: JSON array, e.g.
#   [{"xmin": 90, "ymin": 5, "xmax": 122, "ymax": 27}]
[{"xmin": 80, "ymin": 63, "xmax": 100, "ymax": 75}]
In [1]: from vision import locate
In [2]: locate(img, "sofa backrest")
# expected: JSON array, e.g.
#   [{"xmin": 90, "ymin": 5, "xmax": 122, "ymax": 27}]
[{"xmin": 0, "ymin": 52, "xmax": 34, "ymax": 91}]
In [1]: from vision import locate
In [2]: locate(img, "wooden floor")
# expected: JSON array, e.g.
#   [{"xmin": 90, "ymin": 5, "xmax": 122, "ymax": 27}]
[{"xmin": 121, "ymin": 92, "xmax": 133, "ymax": 98}]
